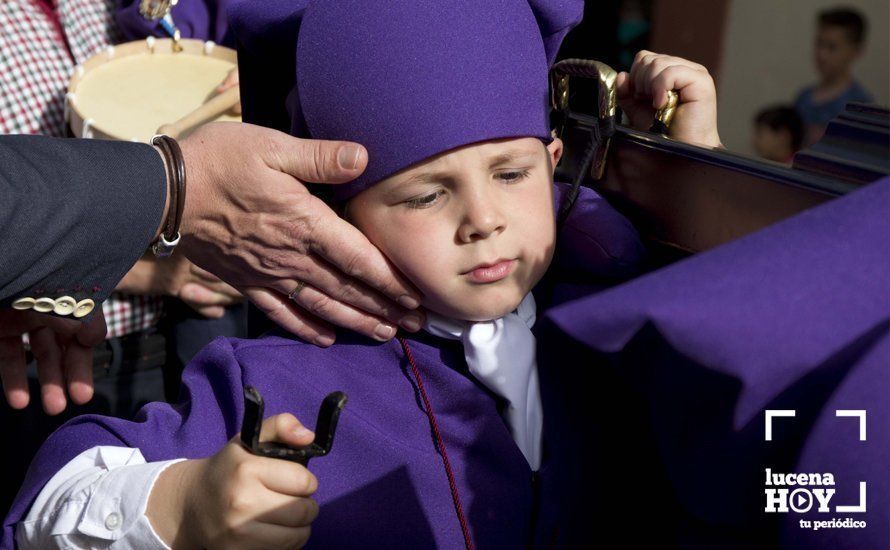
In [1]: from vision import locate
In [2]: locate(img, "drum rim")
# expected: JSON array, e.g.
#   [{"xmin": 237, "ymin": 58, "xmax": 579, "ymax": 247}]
[{"xmin": 67, "ymin": 38, "xmax": 238, "ymax": 142}]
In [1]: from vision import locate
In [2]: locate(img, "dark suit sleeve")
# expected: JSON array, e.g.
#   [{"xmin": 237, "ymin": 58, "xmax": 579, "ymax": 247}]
[{"xmin": 0, "ymin": 135, "xmax": 166, "ymax": 318}]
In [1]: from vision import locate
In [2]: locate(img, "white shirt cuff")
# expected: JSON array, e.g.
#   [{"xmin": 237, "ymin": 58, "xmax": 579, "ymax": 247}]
[{"xmin": 16, "ymin": 445, "xmax": 184, "ymax": 550}]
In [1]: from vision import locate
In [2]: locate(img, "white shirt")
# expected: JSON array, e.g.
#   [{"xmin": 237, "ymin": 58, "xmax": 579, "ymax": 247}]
[
  {"xmin": 424, "ymin": 292, "xmax": 543, "ymax": 470},
  {"xmin": 16, "ymin": 446, "xmax": 181, "ymax": 549}
]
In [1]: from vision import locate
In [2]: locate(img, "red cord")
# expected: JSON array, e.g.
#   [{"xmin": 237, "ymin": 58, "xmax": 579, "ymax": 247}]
[{"xmin": 398, "ymin": 336, "xmax": 475, "ymax": 550}]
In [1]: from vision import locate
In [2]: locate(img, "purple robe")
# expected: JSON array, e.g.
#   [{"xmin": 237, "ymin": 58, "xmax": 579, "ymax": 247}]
[
  {"xmin": 538, "ymin": 178, "xmax": 889, "ymax": 548},
  {"xmin": 2, "ymin": 182, "xmax": 645, "ymax": 549},
  {"xmin": 114, "ymin": 0, "xmax": 235, "ymax": 46}
]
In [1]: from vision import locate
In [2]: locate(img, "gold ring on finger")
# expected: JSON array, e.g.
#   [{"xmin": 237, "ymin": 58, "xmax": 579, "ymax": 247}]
[{"xmin": 288, "ymin": 280, "xmax": 307, "ymax": 301}]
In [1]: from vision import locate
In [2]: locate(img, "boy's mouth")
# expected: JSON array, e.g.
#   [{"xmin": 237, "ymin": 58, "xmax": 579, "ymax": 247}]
[{"xmin": 463, "ymin": 258, "xmax": 517, "ymax": 284}]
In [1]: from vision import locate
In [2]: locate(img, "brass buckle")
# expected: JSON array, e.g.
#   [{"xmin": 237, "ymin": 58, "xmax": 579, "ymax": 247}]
[
  {"xmin": 549, "ymin": 59, "xmax": 679, "ymax": 179},
  {"xmin": 550, "ymin": 59, "xmax": 618, "ymax": 180}
]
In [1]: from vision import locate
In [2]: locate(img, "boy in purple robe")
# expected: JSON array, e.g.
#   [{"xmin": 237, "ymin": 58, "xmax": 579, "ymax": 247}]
[{"xmin": 4, "ymin": 0, "xmax": 724, "ymax": 548}]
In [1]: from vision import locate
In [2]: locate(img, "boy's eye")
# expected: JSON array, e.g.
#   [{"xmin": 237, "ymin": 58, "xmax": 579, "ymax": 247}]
[
  {"xmin": 404, "ymin": 190, "xmax": 445, "ymax": 209},
  {"xmin": 496, "ymin": 169, "xmax": 531, "ymax": 182}
]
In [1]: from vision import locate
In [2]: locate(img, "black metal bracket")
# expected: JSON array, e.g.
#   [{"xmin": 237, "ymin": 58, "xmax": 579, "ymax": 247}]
[{"xmin": 240, "ymin": 386, "xmax": 348, "ymax": 466}]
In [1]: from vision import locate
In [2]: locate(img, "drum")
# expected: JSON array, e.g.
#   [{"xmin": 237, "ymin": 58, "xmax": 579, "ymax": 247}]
[{"xmin": 66, "ymin": 37, "xmax": 240, "ymax": 142}]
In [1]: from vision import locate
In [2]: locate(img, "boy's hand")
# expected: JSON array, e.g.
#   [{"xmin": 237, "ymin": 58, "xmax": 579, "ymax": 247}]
[
  {"xmin": 616, "ymin": 50, "xmax": 723, "ymax": 148},
  {"xmin": 148, "ymin": 413, "xmax": 319, "ymax": 549},
  {"xmin": 216, "ymin": 68, "xmax": 242, "ymax": 115}
]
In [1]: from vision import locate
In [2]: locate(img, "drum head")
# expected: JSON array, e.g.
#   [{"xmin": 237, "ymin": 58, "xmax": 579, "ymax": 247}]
[{"xmin": 68, "ymin": 38, "xmax": 240, "ymax": 142}]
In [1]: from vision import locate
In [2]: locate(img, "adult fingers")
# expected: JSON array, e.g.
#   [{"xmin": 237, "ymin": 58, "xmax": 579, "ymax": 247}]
[
  {"xmin": 278, "ymin": 279, "xmax": 399, "ymax": 342},
  {"xmin": 262, "ymin": 132, "xmax": 368, "ymax": 185},
  {"xmin": 29, "ymin": 326, "xmax": 67, "ymax": 415},
  {"xmin": 74, "ymin": 311, "xmax": 108, "ymax": 348},
  {"xmin": 39, "ymin": 315, "xmax": 87, "ymax": 337},
  {"xmin": 180, "ymin": 282, "xmax": 241, "ymax": 308},
  {"xmin": 0, "ymin": 336, "xmax": 30, "ymax": 409},
  {"xmin": 0, "ymin": 310, "xmax": 43, "ymax": 338},
  {"xmin": 243, "ymin": 287, "xmax": 336, "ymax": 346},
  {"xmin": 63, "ymin": 341, "xmax": 94, "ymax": 405},
  {"xmin": 189, "ymin": 263, "xmax": 244, "ymax": 298},
  {"xmin": 309, "ymin": 212, "xmax": 422, "ymax": 309},
  {"xmin": 190, "ymin": 263, "xmax": 225, "ymax": 284},
  {"xmin": 273, "ymin": 260, "xmax": 424, "ymax": 332},
  {"xmin": 195, "ymin": 305, "xmax": 226, "ymax": 319}
]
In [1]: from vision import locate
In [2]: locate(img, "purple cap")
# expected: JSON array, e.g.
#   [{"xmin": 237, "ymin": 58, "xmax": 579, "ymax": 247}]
[{"xmin": 290, "ymin": 0, "xmax": 583, "ymax": 200}]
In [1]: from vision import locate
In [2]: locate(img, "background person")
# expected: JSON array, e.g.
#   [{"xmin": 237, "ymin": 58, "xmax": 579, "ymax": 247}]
[
  {"xmin": 752, "ymin": 105, "xmax": 804, "ymax": 163},
  {"xmin": 794, "ymin": 6, "xmax": 873, "ymax": 146}
]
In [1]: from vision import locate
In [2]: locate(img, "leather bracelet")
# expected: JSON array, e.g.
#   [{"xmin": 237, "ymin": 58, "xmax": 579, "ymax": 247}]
[
  {"xmin": 160, "ymin": 135, "xmax": 186, "ymax": 239},
  {"xmin": 150, "ymin": 134, "xmax": 186, "ymax": 257}
]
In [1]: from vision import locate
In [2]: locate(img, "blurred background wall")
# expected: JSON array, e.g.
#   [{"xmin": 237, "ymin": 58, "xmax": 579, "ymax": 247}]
[
  {"xmin": 718, "ymin": 0, "xmax": 890, "ymax": 154},
  {"xmin": 560, "ymin": 0, "xmax": 889, "ymax": 157}
]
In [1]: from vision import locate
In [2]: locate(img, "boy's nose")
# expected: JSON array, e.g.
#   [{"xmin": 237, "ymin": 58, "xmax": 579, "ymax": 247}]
[{"xmin": 457, "ymin": 189, "xmax": 507, "ymax": 242}]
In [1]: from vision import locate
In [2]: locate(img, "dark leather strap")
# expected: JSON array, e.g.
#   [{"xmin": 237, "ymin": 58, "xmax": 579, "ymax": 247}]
[{"xmin": 152, "ymin": 135, "xmax": 187, "ymax": 243}]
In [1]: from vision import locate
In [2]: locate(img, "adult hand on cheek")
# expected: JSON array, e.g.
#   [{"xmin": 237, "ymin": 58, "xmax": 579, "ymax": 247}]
[
  {"xmin": 172, "ymin": 122, "xmax": 425, "ymax": 347},
  {"xmin": 616, "ymin": 50, "xmax": 723, "ymax": 148}
]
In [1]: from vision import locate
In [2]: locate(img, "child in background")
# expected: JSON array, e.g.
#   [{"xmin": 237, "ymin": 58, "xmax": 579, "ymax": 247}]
[
  {"xmin": 794, "ymin": 7, "xmax": 873, "ymax": 146},
  {"xmin": 752, "ymin": 105, "xmax": 804, "ymax": 164},
  {"xmin": 5, "ymin": 0, "xmax": 723, "ymax": 548}
]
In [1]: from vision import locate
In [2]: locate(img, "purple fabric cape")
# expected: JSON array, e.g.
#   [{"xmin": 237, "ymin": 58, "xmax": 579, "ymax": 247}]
[
  {"xmin": 2, "ymin": 182, "xmax": 646, "ymax": 549},
  {"xmin": 537, "ymin": 178, "xmax": 889, "ymax": 548}
]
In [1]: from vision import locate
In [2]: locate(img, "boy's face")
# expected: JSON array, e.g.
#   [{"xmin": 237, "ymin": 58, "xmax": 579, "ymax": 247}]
[
  {"xmin": 814, "ymin": 25, "xmax": 861, "ymax": 78},
  {"xmin": 349, "ymin": 137, "xmax": 563, "ymax": 321}
]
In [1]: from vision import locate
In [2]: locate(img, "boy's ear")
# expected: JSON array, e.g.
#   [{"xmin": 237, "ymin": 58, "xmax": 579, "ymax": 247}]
[{"xmin": 546, "ymin": 137, "xmax": 564, "ymax": 173}]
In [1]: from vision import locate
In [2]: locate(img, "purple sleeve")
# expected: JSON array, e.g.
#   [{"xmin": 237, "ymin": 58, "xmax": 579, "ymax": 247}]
[
  {"xmin": 0, "ymin": 136, "xmax": 165, "ymax": 312},
  {"xmin": 114, "ymin": 0, "xmax": 235, "ymax": 46},
  {"xmin": 1, "ymin": 337, "xmax": 246, "ymax": 549}
]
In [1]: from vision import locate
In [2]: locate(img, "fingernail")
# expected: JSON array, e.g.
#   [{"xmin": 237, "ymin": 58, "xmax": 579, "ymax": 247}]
[
  {"xmin": 315, "ymin": 334, "xmax": 335, "ymax": 347},
  {"xmin": 399, "ymin": 314, "xmax": 423, "ymax": 332},
  {"xmin": 294, "ymin": 426, "xmax": 314, "ymax": 438},
  {"xmin": 337, "ymin": 145, "xmax": 361, "ymax": 170},
  {"xmin": 398, "ymin": 295, "xmax": 421, "ymax": 309},
  {"xmin": 374, "ymin": 323, "xmax": 396, "ymax": 341}
]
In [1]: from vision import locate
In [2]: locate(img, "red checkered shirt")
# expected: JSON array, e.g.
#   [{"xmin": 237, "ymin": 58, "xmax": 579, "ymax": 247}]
[{"xmin": 1, "ymin": 0, "xmax": 163, "ymax": 338}]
